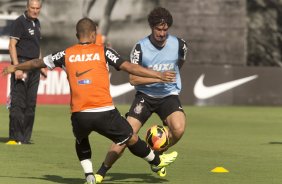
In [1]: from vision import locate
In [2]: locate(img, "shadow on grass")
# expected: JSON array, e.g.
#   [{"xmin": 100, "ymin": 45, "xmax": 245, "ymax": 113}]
[
  {"xmin": 0, "ymin": 175, "xmax": 83, "ymax": 184},
  {"xmin": 0, "ymin": 137, "xmax": 34, "ymax": 144},
  {"xmin": 0, "ymin": 173, "xmax": 167, "ymax": 184},
  {"xmin": 269, "ymin": 142, "xmax": 282, "ymax": 144},
  {"xmin": 43, "ymin": 175, "xmax": 83, "ymax": 184},
  {"xmin": 43, "ymin": 173, "xmax": 167, "ymax": 184},
  {"xmin": 0, "ymin": 137, "xmax": 9, "ymax": 143},
  {"xmin": 101, "ymin": 172, "xmax": 168, "ymax": 183}
]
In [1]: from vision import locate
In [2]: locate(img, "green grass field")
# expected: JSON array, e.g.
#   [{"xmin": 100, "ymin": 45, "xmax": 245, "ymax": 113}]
[{"xmin": 1, "ymin": 105, "xmax": 282, "ymax": 184}]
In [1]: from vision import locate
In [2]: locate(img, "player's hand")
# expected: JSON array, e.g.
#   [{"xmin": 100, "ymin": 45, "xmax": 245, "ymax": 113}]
[
  {"xmin": 161, "ymin": 70, "xmax": 176, "ymax": 82},
  {"xmin": 1, "ymin": 66, "xmax": 16, "ymax": 76},
  {"xmin": 15, "ymin": 70, "xmax": 24, "ymax": 80}
]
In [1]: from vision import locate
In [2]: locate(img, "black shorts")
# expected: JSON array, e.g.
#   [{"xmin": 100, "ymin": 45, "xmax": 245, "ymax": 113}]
[
  {"xmin": 126, "ymin": 92, "xmax": 184, "ymax": 125},
  {"xmin": 71, "ymin": 108, "xmax": 133, "ymax": 145}
]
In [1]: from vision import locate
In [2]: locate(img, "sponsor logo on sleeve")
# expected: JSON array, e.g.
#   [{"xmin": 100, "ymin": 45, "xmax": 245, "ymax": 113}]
[
  {"xmin": 51, "ymin": 51, "xmax": 65, "ymax": 61},
  {"xmin": 105, "ymin": 50, "xmax": 119, "ymax": 63},
  {"xmin": 131, "ymin": 49, "xmax": 140, "ymax": 64}
]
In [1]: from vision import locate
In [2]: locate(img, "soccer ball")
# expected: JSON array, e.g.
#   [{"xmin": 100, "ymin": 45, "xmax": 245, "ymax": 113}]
[{"xmin": 145, "ymin": 125, "xmax": 169, "ymax": 151}]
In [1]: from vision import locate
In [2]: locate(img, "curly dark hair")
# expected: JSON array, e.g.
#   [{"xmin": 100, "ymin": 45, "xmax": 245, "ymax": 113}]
[{"xmin": 148, "ymin": 7, "xmax": 173, "ymax": 28}]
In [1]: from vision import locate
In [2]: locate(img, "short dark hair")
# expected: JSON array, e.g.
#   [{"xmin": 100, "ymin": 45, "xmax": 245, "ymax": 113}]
[
  {"xmin": 76, "ymin": 18, "xmax": 97, "ymax": 38},
  {"xmin": 148, "ymin": 7, "xmax": 173, "ymax": 28}
]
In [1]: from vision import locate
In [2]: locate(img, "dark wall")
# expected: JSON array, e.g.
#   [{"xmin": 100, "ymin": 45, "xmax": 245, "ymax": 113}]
[
  {"xmin": 247, "ymin": 0, "xmax": 282, "ymax": 67},
  {"xmin": 161, "ymin": 0, "xmax": 247, "ymax": 66},
  {"xmin": 38, "ymin": 0, "xmax": 247, "ymax": 67}
]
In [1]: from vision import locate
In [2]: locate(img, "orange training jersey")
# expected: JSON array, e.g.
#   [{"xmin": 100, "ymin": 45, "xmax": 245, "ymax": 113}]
[
  {"xmin": 65, "ymin": 44, "xmax": 112, "ymax": 112},
  {"xmin": 43, "ymin": 43, "xmax": 125, "ymax": 112}
]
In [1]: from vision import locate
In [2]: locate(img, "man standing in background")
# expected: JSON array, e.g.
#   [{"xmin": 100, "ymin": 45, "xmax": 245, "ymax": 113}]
[{"xmin": 6, "ymin": 0, "xmax": 46, "ymax": 145}]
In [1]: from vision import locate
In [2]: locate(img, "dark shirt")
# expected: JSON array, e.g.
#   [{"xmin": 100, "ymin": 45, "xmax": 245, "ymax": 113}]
[{"xmin": 10, "ymin": 11, "xmax": 41, "ymax": 60}]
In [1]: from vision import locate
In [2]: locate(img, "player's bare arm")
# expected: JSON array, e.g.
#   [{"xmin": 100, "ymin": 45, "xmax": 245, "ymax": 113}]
[
  {"xmin": 129, "ymin": 74, "xmax": 168, "ymax": 86},
  {"xmin": 119, "ymin": 61, "xmax": 176, "ymax": 82},
  {"xmin": 2, "ymin": 59, "xmax": 46, "ymax": 76}
]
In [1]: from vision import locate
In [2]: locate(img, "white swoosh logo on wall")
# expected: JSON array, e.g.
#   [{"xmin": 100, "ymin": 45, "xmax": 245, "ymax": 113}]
[
  {"xmin": 109, "ymin": 73, "xmax": 135, "ymax": 98},
  {"xmin": 194, "ymin": 74, "xmax": 258, "ymax": 99}
]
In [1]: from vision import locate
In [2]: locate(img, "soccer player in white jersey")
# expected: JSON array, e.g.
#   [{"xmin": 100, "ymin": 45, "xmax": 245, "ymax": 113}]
[{"xmin": 95, "ymin": 7, "xmax": 187, "ymax": 183}]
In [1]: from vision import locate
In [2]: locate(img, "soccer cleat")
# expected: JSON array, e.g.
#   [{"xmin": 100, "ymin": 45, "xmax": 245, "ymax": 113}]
[
  {"xmin": 6, "ymin": 140, "xmax": 21, "ymax": 145},
  {"xmin": 151, "ymin": 151, "xmax": 178, "ymax": 177},
  {"xmin": 85, "ymin": 174, "xmax": 95, "ymax": 184},
  {"xmin": 156, "ymin": 167, "xmax": 167, "ymax": 177},
  {"xmin": 156, "ymin": 151, "xmax": 178, "ymax": 168},
  {"xmin": 94, "ymin": 174, "xmax": 104, "ymax": 183}
]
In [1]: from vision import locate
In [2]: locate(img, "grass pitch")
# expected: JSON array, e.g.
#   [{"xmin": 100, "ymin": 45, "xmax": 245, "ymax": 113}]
[{"xmin": 1, "ymin": 105, "xmax": 282, "ymax": 184}]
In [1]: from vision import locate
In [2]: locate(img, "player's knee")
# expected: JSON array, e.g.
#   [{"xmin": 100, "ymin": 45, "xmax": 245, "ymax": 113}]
[
  {"xmin": 171, "ymin": 127, "xmax": 185, "ymax": 141},
  {"xmin": 76, "ymin": 138, "xmax": 91, "ymax": 161},
  {"xmin": 109, "ymin": 143, "xmax": 127, "ymax": 158},
  {"xmin": 126, "ymin": 133, "xmax": 139, "ymax": 146},
  {"xmin": 168, "ymin": 121, "xmax": 186, "ymax": 143},
  {"xmin": 127, "ymin": 117, "xmax": 142, "ymax": 134}
]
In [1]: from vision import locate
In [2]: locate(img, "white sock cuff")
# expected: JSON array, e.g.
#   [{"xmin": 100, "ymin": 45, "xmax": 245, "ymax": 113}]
[
  {"xmin": 143, "ymin": 149, "xmax": 155, "ymax": 162},
  {"xmin": 80, "ymin": 159, "xmax": 93, "ymax": 174}
]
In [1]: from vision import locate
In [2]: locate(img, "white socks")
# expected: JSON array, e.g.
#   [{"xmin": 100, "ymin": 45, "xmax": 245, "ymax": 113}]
[
  {"xmin": 80, "ymin": 159, "xmax": 93, "ymax": 174},
  {"xmin": 143, "ymin": 149, "xmax": 155, "ymax": 162}
]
